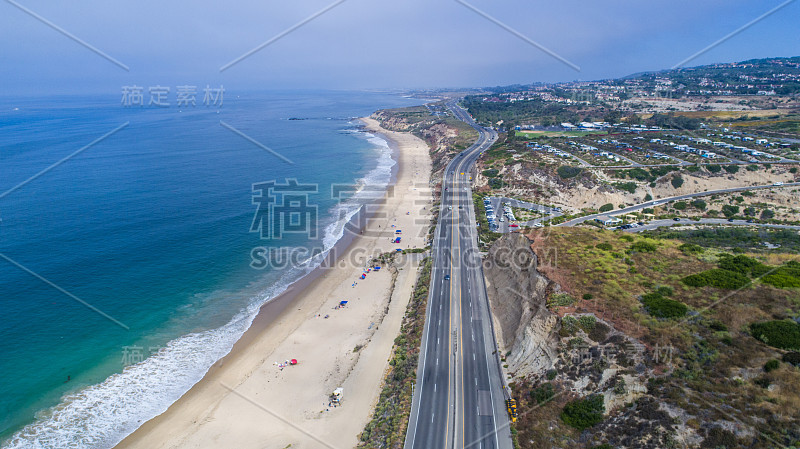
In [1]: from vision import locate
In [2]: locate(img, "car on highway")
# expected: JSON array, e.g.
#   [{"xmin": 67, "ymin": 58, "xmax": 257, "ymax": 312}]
[
  {"xmin": 444, "ymin": 274, "xmax": 450, "ymax": 281},
  {"xmin": 673, "ymin": 217, "xmax": 681, "ymax": 221},
  {"xmin": 774, "ymin": 182, "xmax": 784, "ymax": 186},
  {"xmin": 534, "ymin": 223, "xmax": 544, "ymax": 228},
  {"xmin": 509, "ymin": 223, "xmax": 519, "ymax": 228}
]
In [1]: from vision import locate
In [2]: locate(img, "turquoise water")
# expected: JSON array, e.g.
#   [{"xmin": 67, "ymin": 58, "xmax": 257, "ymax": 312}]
[{"xmin": 0, "ymin": 91, "xmax": 418, "ymax": 447}]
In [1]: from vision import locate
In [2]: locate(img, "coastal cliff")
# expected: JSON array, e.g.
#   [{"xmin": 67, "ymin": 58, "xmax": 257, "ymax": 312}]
[{"xmin": 483, "ymin": 233, "xmax": 560, "ymax": 378}]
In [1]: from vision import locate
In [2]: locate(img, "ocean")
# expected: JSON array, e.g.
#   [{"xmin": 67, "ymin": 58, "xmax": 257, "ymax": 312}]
[{"xmin": 0, "ymin": 90, "xmax": 420, "ymax": 448}]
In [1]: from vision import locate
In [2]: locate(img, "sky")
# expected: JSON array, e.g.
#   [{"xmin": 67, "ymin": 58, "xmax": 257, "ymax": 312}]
[{"xmin": 1, "ymin": 0, "xmax": 799, "ymax": 96}]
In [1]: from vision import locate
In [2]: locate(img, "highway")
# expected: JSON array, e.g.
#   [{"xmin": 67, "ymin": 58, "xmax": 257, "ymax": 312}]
[{"xmin": 404, "ymin": 102, "xmax": 513, "ymax": 449}]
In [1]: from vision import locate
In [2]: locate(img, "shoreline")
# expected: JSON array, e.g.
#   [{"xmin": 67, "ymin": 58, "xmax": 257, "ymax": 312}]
[{"xmin": 115, "ymin": 117, "xmax": 433, "ymax": 449}]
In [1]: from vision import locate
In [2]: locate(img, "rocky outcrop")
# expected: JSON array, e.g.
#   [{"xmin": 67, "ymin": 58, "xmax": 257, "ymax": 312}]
[{"xmin": 483, "ymin": 233, "xmax": 560, "ymax": 377}]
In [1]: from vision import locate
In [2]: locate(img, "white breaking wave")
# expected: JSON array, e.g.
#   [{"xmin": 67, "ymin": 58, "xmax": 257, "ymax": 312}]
[{"xmin": 1, "ymin": 128, "xmax": 396, "ymax": 449}]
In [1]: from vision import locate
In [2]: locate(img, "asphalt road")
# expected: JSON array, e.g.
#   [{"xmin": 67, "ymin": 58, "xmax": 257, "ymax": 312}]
[
  {"xmin": 405, "ymin": 102, "xmax": 512, "ymax": 449},
  {"xmin": 559, "ymin": 181, "xmax": 800, "ymax": 227}
]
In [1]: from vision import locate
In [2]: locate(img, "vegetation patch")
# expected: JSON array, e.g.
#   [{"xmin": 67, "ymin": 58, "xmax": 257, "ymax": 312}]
[
  {"xmin": 641, "ymin": 292, "xmax": 688, "ymax": 318},
  {"xmin": 548, "ymin": 292, "xmax": 577, "ymax": 308},
  {"xmin": 760, "ymin": 262, "xmax": 800, "ymax": 288},
  {"xmin": 630, "ymin": 241, "xmax": 657, "ymax": 253},
  {"xmin": 750, "ymin": 320, "xmax": 800, "ymax": 350},
  {"xmin": 359, "ymin": 257, "xmax": 432, "ymax": 447},
  {"xmin": 560, "ymin": 394, "xmax": 605, "ymax": 430},
  {"xmin": 682, "ymin": 268, "xmax": 750, "ymax": 289},
  {"xmin": 557, "ymin": 165, "xmax": 583, "ymax": 179},
  {"xmin": 614, "ymin": 182, "xmax": 637, "ymax": 194}
]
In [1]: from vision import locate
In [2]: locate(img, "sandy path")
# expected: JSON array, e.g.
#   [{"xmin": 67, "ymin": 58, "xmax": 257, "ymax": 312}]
[{"xmin": 116, "ymin": 118, "xmax": 432, "ymax": 449}]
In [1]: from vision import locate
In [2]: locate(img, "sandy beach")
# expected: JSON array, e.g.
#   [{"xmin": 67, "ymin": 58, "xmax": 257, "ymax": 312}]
[{"xmin": 115, "ymin": 118, "xmax": 432, "ymax": 449}]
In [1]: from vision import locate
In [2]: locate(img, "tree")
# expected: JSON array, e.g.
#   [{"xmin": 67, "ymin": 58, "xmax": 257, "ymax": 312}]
[
  {"xmin": 671, "ymin": 176, "xmax": 684, "ymax": 188},
  {"xmin": 691, "ymin": 199, "xmax": 707, "ymax": 210},
  {"xmin": 644, "ymin": 193, "xmax": 653, "ymax": 202},
  {"xmin": 761, "ymin": 209, "xmax": 775, "ymax": 219},
  {"xmin": 744, "ymin": 207, "xmax": 757, "ymax": 216},
  {"xmin": 603, "ymin": 110, "xmax": 622, "ymax": 124},
  {"xmin": 599, "ymin": 203, "xmax": 614, "ymax": 212}
]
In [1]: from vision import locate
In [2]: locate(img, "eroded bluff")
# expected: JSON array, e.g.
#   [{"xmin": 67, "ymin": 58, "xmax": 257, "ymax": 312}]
[{"xmin": 483, "ymin": 233, "xmax": 560, "ymax": 377}]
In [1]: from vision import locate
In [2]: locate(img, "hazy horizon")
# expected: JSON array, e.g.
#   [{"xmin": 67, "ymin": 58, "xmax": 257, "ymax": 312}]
[{"xmin": 2, "ymin": 0, "xmax": 799, "ymax": 97}]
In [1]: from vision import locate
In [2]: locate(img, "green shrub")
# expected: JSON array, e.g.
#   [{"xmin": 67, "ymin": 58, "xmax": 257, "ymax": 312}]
[
  {"xmin": 723, "ymin": 165, "xmax": 739, "ymax": 174},
  {"xmin": 630, "ymin": 241, "xmax": 657, "ymax": 252},
  {"xmin": 561, "ymin": 316, "xmax": 578, "ymax": 335},
  {"xmin": 546, "ymin": 369, "xmax": 557, "ymax": 380},
  {"xmin": 578, "ymin": 315, "xmax": 597, "ymax": 331},
  {"xmin": 746, "ymin": 164, "xmax": 759, "ymax": 171},
  {"xmin": 548, "ymin": 292, "xmax": 576, "ymax": 308},
  {"xmin": 782, "ymin": 351, "xmax": 800, "ymax": 366},
  {"xmin": 488, "ymin": 178, "xmax": 503, "ymax": 189},
  {"xmin": 750, "ymin": 320, "xmax": 800, "ymax": 350},
  {"xmin": 761, "ymin": 266, "xmax": 800, "ymax": 288},
  {"xmin": 596, "ymin": 242, "xmax": 613, "ymax": 251},
  {"xmin": 644, "ymin": 193, "xmax": 653, "ymax": 202},
  {"xmin": 671, "ymin": 176, "xmax": 684, "ymax": 188},
  {"xmin": 760, "ymin": 209, "xmax": 775, "ymax": 219},
  {"xmin": 619, "ymin": 235, "xmax": 634, "ymax": 242},
  {"xmin": 721, "ymin": 204, "xmax": 740, "ymax": 218},
  {"xmin": 560, "ymin": 395, "xmax": 605, "ymax": 430},
  {"xmin": 557, "ymin": 165, "xmax": 583, "ymax": 179},
  {"xmin": 583, "ymin": 293, "xmax": 593, "ymax": 300},
  {"xmin": 764, "ymin": 359, "xmax": 780, "ymax": 372},
  {"xmin": 482, "ymin": 168, "xmax": 499, "ymax": 177},
  {"xmin": 754, "ymin": 376, "xmax": 770, "ymax": 388},
  {"xmin": 682, "ymin": 269, "xmax": 750, "ymax": 289},
  {"xmin": 655, "ymin": 285, "xmax": 674, "ymax": 297},
  {"xmin": 691, "ymin": 199, "xmax": 707, "ymax": 210},
  {"xmin": 531, "ymin": 382, "xmax": 555, "ymax": 405},
  {"xmin": 642, "ymin": 293, "xmax": 688, "ymax": 318},
  {"xmin": 599, "ymin": 203, "xmax": 614, "ymax": 213},
  {"xmin": 708, "ymin": 320, "xmax": 728, "ymax": 332},
  {"xmin": 763, "ymin": 272, "xmax": 800, "ymax": 288},
  {"xmin": 614, "ymin": 182, "xmax": 637, "ymax": 194},
  {"xmin": 673, "ymin": 201, "xmax": 687, "ymax": 210},
  {"xmin": 717, "ymin": 254, "xmax": 763, "ymax": 275},
  {"xmin": 678, "ymin": 243, "xmax": 704, "ymax": 254},
  {"xmin": 707, "ymin": 165, "xmax": 722, "ymax": 173}
]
